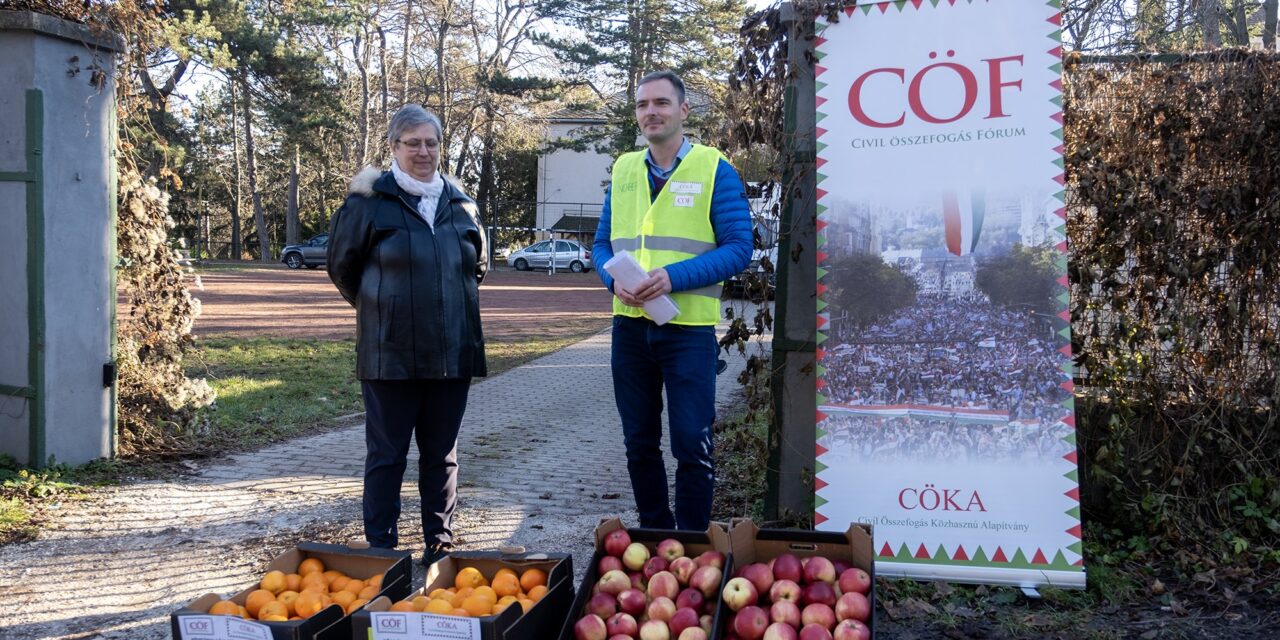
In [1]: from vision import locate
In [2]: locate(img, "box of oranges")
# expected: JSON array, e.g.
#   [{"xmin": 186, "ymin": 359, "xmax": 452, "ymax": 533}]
[
  {"xmin": 171, "ymin": 542, "xmax": 412, "ymax": 640},
  {"xmin": 352, "ymin": 550, "xmax": 573, "ymax": 640}
]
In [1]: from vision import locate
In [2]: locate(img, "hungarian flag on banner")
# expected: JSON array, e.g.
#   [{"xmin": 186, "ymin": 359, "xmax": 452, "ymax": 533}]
[{"xmin": 944, "ymin": 190, "xmax": 985, "ymax": 256}]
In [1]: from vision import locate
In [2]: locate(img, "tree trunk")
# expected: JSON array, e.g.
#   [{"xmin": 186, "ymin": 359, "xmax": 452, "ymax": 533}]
[
  {"xmin": 286, "ymin": 146, "xmax": 300, "ymax": 245},
  {"xmin": 434, "ymin": 14, "xmax": 450, "ymax": 173},
  {"xmin": 355, "ymin": 28, "xmax": 371, "ymax": 165},
  {"xmin": 230, "ymin": 78, "xmax": 243, "ymax": 260},
  {"xmin": 1228, "ymin": 0, "xmax": 1248, "ymax": 45},
  {"xmin": 1201, "ymin": 0, "xmax": 1221, "ymax": 48},
  {"xmin": 1266, "ymin": 0, "xmax": 1278, "ymax": 51},
  {"xmin": 378, "ymin": 24, "xmax": 389, "ymax": 129},
  {"xmin": 401, "ymin": 0, "xmax": 413, "ymax": 104},
  {"xmin": 240, "ymin": 73, "xmax": 270, "ymax": 263},
  {"xmin": 1136, "ymin": 0, "xmax": 1167, "ymax": 50}
]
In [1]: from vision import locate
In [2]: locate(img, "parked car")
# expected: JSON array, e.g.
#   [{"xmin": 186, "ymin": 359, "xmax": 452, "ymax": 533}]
[
  {"xmin": 281, "ymin": 233, "xmax": 328, "ymax": 269},
  {"xmin": 506, "ymin": 239, "xmax": 593, "ymax": 273},
  {"xmin": 725, "ymin": 247, "xmax": 776, "ymax": 300}
]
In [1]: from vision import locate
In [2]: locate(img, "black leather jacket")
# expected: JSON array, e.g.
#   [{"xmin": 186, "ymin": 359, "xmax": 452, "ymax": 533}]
[{"xmin": 327, "ymin": 168, "xmax": 487, "ymax": 380}]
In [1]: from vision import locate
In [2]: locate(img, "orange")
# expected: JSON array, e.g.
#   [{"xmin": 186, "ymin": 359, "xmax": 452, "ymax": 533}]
[
  {"xmin": 294, "ymin": 591, "xmax": 326, "ymax": 618},
  {"xmin": 389, "ymin": 600, "xmax": 416, "ymax": 612},
  {"xmin": 519, "ymin": 568, "xmax": 546, "ymax": 592},
  {"xmin": 257, "ymin": 601, "xmax": 288, "ymax": 621},
  {"xmin": 284, "ymin": 573, "xmax": 303, "ymax": 592},
  {"xmin": 472, "ymin": 586, "xmax": 497, "ymax": 603},
  {"xmin": 276, "ymin": 591, "xmax": 300, "ymax": 616},
  {"xmin": 526, "ymin": 585, "xmax": 548, "ymax": 602},
  {"xmin": 358, "ymin": 585, "xmax": 379, "ymax": 601},
  {"xmin": 429, "ymin": 588, "xmax": 452, "ymax": 600},
  {"xmin": 452, "ymin": 608, "xmax": 470, "ymax": 617},
  {"xmin": 491, "ymin": 572, "xmax": 520, "ymax": 598},
  {"xmin": 410, "ymin": 595, "xmax": 430, "ymax": 611},
  {"xmin": 425, "ymin": 598, "xmax": 454, "ymax": 615},
  {"xmin": 494, "ymin": 567, "xmax": 518, "ymax": 581},
  {"xmin": 343, "ymin": 579, "xmax": 366, "ymax": 594},
  {"xmin": 367, "ymin": 573, "xmax": 384, "ymax": 589},
  {"xmin": 517, "ymin": 598, "xmax": 534, "ymax": 613},
  {"xmin": 209, "ymin": 600, "xmax": 239, "ymax": 616},
  {"xmin": 461, "ymin": 595, "xmax": 492, "ymax": 617},
  {"xmin": 244, "ymin": 590, "xmax": 276, "ymax": 618},
  {"xmin": 493, "ymin": 601, "xmax": 512, "ymax": 615},
  {"xmin": 237, "ymin": 605, "xmax": 251, "ymax": 619},
  {"xmin": 347, "ymin": 598, "xmax": 369, "ymax": 614},
  {"xmin": 260, "ymin": 570, "xmax": 287, "ymax": 594},
  {"xmin": 455, "ymin": 566, "xmax": 486, "ymax": 590},
  {"xmin": 329, "ymin": 576, "xmax": 350, "ymax": 592},
  {"xmin": 298, "ymin": 558, "xmax": 324, "ymax": 576},
  {"xmin": 331, "ymin": 590, "xmax": 356, "ymax": 609},
  {"xmin": 321, "ymin": 570, "xmax": 345, "ymax": 585},
  {"xmin": 300, "ymin": 572, "xmax": 328, "ymax": 591}
]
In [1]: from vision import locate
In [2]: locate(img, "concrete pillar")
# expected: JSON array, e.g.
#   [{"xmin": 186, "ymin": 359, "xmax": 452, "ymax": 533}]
[{"xmin": 0, "ymin": 12, "xmax": 123, "ymax": 467}]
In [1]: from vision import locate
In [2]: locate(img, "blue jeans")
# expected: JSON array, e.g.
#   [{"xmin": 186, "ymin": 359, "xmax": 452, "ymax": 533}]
[
  {"xmin": 611, "ymin": 315, "xmax": 717, "ymax": 530},
  {"xmin": 361, "ymin": 378, "xmax": 471, "ymax": 549}
]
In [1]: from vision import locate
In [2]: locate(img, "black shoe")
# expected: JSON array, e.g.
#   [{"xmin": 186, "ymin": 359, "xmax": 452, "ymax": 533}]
[
  {"xmin": 716, "ymin": 358, "xmax": 728, "ymax": 375},
  {"xmin": 421, "ymin": 542, "xmax": 453, "ymax": 567}
]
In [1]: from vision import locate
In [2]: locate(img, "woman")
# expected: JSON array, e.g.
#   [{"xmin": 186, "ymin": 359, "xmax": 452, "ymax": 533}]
[{"xmin": 327, "ymin": 105, "xmax": 487, "ymax": 566}]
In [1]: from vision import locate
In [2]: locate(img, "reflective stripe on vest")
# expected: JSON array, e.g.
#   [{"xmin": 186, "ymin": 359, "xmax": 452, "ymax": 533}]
[{"xmin": 609, "ymin": 144, "xmax": 723, "ymax": 325}]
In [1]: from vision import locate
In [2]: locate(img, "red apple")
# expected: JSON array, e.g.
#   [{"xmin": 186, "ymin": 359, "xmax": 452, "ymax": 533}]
[
  {"xmin": 669, "ymin": 607, "xmax": 700, "ymax": 636},
  {"xmin": 771, "ymin": 554, "xmax": 803, "ymax": 583},
  {"xmin": 837, "ymin": 568, "xmax": 871, "ymax": 596},
  {"xmin": 740, "ymin": 563, "xmax": 775, "ymax": 596},
  {"xmin": 624, "ymin": 543, "xmax": 651, "ymax": 571},
  {"xmin": 733, "ymin": 605, "xmax": 770, "ymax": 640},
  {"xmin": 802, "ymin": 581, "xmax": 837, "ymax": 607},
  {"xmin": 798, "ymin": 623, "xmax": 833, "ymax": 640},
  {"xmin": 630, "ymin": 571, "xmax": 647, "ymax": 591},
  {"xmin": 769, "ymin": 599, "xmax": 802, "ymax": 628},
  {"xmin": 763, "ymin": 622, "xmax": 800, "ymax": 640},
  {"xmin": 617, "ymin": 588, "xmax": 647, "ymax": 617},
  {"xmin": 604, "ymin": 529, "xmax": 632, "ymax": 558},
  {"xmin": 678, "ymin": 629, "xmax": 708, "ymax": 640},
  {"xmin": 648, "ymin": 596, "xmax": 677, "ymax": 622},
  {"xmin": 832, "ymin": 619, "xmax": 870, "ymax": 640},
  {"xmin": 606, "ymin": 612, "xmax": 639, "ymax": 637},
  {"xmin": 648, "ymin": 571, "xmax": 681, "ymax": 601},
  {"xmin": 575, "ymin": 614, "xmax": 608, "ymax": 640},
  {"xmin": 689, "ymin": 565, "xmax": 722, "ymax": 598},
  {"xmin": 599, "ymin": 570, "xmax": 631, "ymax": 596},
  {"xmin": 587, "ymin": 592, "xmax": 617, "ymax": 620},
  {"xmin": 669, "ymin": 556, "xmax": 697, "ymax": 585},
  {"xmin": 834, "ymin": 592, "xmax": 870, "ymax": 623},
  {"xmin": 644, "ymin": 556, "xmax": 670, "ymax": 581},
  {"xmin": 694, "ymin": 550, "xmax": 725, "ymax": 569},
  {"xmin": 657, "ymin": 538, "xmax": 686, "ymax": 562},
  {"xmin": 801, "ymin": 603, "xmax": 836, "ymax": 629},
  {"xmin": 802, "ymin": 557, "xmax": 836, "ymax": 584},
  {"xmin": 770, "ymin": 579, "xmax": 802, "ymax": 604},
  {"xmin": 675, "ymin": 587, "xmax": 705, "ymax": 611},
  {"xmin": 639, "ymin": 619, "xmax": 670, "ymax": 640},
  {"xmin": 832, "ymin": 560, "xmax": 851, "ymax": 577},
  {"xmin": 722, "ymin": 577, "xmax": 759, "ymax": 611},
  {"xmin": 609, "ymin": 636, "xmax": 632, "ymax": 640},
  {"xmin": 599, "ymin": 555, "xmax": 625, "ymax": 575},
  {"xmin": 699, "ymin": 614, "xmax": 713, "ymax": 634}
]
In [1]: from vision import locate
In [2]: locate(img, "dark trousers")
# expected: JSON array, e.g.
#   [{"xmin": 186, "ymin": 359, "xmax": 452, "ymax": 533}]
[
  {"xmin": 361, "ymin": 378, "xmax": 471, "ymax": 549},
  {"xmin": 611, "ymin": 315, "xmax": 717, "ymax": 530}
]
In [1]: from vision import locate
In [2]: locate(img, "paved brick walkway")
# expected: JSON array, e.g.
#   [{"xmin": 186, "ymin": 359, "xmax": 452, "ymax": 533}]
[{"xmin": 0, "ymin": 312, "xmax": 770, "ymax": 639}]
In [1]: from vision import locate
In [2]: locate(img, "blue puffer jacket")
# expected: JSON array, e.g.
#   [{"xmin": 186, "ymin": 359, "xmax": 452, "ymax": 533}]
[{"xmin": 593, "ymin": 157, "xmax": 753, "ymax": 294}]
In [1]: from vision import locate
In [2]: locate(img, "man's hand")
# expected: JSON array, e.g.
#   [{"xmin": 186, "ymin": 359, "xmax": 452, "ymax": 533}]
[
  {"xmin": 615, "ymin": 285, "xmax": 646, "ymax": 307},
  {"xmin": 634, "ymin": 268, "xmax": 673, "ymax": 302}
]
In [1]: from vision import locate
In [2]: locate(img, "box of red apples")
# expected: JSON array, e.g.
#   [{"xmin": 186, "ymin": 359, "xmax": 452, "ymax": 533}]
[
  {"xmin": 718, "ymin": 519, "xmax": 875, "ymax": 640},
  {"xmin": 559, "ymin": 518, "xmax": 734, "ymax": 640}
]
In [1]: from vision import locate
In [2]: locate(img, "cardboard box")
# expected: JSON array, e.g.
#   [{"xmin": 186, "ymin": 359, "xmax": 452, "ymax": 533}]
[
  {"xmin": 725, "ymin": 519, "xmax": 876, "ymax": 638},
  {"xmin": 353, "ymin": 550, "xmax": 573, "ymax": 640},
  {"xmin": 557, "ymin": 518, "xmax": 733, "ymax": 640},
  {"xmin": 171, "ymin": 542, "xmax": 413, "ymax": 640}
]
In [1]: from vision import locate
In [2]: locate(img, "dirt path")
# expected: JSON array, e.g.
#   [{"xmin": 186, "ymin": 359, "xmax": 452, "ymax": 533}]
[{"xmin": 184, "ymin": 265, "xmax": 613, "ymax": 342}]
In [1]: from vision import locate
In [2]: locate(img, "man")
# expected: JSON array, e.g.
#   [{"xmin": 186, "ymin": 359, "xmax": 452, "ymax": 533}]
[{"xmin": 592, "ymin": 71, "xmax": 753, "ymax": 530}]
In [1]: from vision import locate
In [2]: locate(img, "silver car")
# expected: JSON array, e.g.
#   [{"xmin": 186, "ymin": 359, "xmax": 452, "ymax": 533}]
[
  {"xmin": 506, "ymin": 239, "xmax": 593, "ymax": 273},
  {"xmin": 281, "ymin": 233, "xmax": 328, "ymax": 269}
]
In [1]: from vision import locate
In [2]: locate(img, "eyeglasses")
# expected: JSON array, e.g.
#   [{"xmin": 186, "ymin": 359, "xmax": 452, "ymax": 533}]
[{"xmin": 397, "ymin": 138, "xmax": 440, "ymax": 151}]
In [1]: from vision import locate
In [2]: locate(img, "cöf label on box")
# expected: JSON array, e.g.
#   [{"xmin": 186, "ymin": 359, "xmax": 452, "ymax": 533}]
[
  {"xmin": 369, "ymin": 612, "xmax": 482, "ymax": 640},
  {"xmin": 176, "ymin": 615, "xmax": 272, "ymax": 640}
]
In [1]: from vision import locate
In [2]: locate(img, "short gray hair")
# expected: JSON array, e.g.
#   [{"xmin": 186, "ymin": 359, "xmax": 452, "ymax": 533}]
[{"xmin": 387, "ymin": 105, "xmax": 442, "ymax": 144}]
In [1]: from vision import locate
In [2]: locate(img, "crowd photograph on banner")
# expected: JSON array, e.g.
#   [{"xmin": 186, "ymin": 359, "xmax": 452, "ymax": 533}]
[{"xmin": 821, "ymin": 190, "xmax": 1074, "ymax": 465}]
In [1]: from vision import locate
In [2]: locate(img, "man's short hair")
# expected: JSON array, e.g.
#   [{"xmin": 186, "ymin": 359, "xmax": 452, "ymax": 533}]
[{"xmin": 637, "ymin": 71, "xmax": 686, "ymax": 105}]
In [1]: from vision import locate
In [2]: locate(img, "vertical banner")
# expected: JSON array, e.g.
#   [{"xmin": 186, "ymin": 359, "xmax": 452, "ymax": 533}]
[{"xmin": 814, "ymin": 0, "xmax": 1083, "ymax": 587}]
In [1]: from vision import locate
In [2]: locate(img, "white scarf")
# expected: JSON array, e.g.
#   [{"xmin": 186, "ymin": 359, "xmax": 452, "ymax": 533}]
[{"xmin": 391, "ymin": 159, "xmax": 444, "ymax": 229}]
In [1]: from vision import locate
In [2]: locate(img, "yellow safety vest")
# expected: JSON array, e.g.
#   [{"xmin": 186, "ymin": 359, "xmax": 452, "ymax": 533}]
[{"xmin": 609, "ymin": 144, "xmax": 723, "ymax": 325}]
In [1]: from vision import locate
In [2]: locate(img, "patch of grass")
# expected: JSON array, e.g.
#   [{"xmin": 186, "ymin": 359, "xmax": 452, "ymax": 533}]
[
  {"xmin": 189, "ymin": 332, "xmax": 601, "ymax": 452},
  {"xmin": 0, "ymin": 496, "xmax": 35, "ymax": 544}
]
